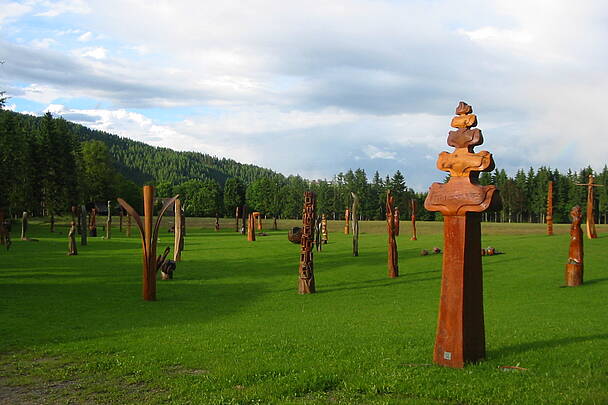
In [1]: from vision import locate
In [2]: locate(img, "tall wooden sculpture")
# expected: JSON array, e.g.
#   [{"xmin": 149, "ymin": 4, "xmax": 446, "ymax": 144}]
[
  {"xmin": 241, "ymin": 206, "xmax": 247, "ymax": 235},
  {"xmin": 424, "ymin": 102, "xmax": 498, "ymax": 368},
  {"xmin": 235, "ymin": 206, "xmax": 240, "ymax": 232},
  {"xmin": 89, "ymin": 208, "xmax": 97, "ymax": 237},
  {"xmin": 344, "ymin": 208, "xmax": 350, "ymax": 234},
  {"xmin": 321, "ymin": 214, "xmax": 328, "ymax": 244},
  {"xmin": 105, "ymin": 200, "xmax": 112, "ymax": 239},
  {"xmin": 174, "ymin": 199, "xmax": 183, "ymax": 262},
  {"xmin": 215, "ymin": 214, "xmax": 220, "ymax": 231},
  {"xmin": 575, "ymin": 174, "xmax": 604, "ymax": 239},
  {"xmin": 386, "ymin": 190, "xmax": 399, "ymax": 278},
  {"xmin": 314, "ymin": 216, "xmax": 322, "ymax": 252},
  {"xmin": 394, "ymin": 207, "xmax": 400, "ymax": 237},
  {"xmin": 547, "ymin": 181, "xmax": 554, "ymax": 236},
  {"xmin": 565, "ymin": 206, "xmax": 584, "ymax": 286},
  {"xmin": 247, "ymin": 213, "xmax": 256, "ymax": 241},
  {"xmin": 410, "ymin": 199, "xmax": 418, "ymax": 241},
  {"xmin": 117, "ymin": 186, "xmax": 178, "ymax": 301},
  {"xmin": 67, "ymin": 221, "xmax": 77, "ymax": 256},
  {"xmin": 80, "ymin": 205, "xmax": 88, "ymax": 246},
  {"xmin": 21, "ymin": 211, "xmax": 28, "ymax": 241},
  {"xmin": 298, "ymin": 192, "xmax": 316, "ymax": 294},
  {"xmin": 351, "ymin": 193, "xmax": 359, "ymax": 256}
]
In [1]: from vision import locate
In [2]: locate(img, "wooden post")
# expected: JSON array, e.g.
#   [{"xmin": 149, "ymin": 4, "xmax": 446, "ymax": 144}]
[
  {"xmin": 119, "ymin": 207, "xmax": 123, "ymax": 232},
  {"xmin": 126, "ymin": 213, "xmax": 132, "ymax": 237},
  {"xmin": 424, "ymin": 102, "xmax": 498, "ymax": 368},
  {"xmin": 215, "ymin": 213, "xmax": 220, "ymax": 231},
  {"xmin": 575, "ymin": 174, "xmax": 604, "ymax": 239},
  {"xmin": 410, "ymin": 199, "xmax": 417, "ymax": 240},
  {"xmin": 351, "ymin": 192, "xmax": 359, "ymax": 256},
  {"xmin": 394, "ymin": 207, "xmax": 400, "ymax": 237},
  {"xmin": 247, "ymin": 213, "xmax": 256, "ymax": 241},
  {"xmin": 344, "ymin": 208, "xmax": 350, "ymax": 234},
  {"xmin": 105, "ymin": 200, "xmax": 112, "ymax": 239},
  {"xmin": 298, "ymin": 192, "xmax": 316, "ymax": 294},
  {"xmin": 547, "ymin": 181, "xmax": 554, "ymax": 236},
  {"xmin": 174, "ymin": 199, "xmax": 183, "ymax": 262},
  {"xmin": 565, "ymin": 206, "xmax": 584, "ymax": 286},
  {"xmin": 321, "ymin": 214, "xmax": 328, "ymax": 244},
  {"xmin": 235, "ymin": 206, "xmax": 240, "ymax": 232},
  {"xmin": 118, "ymin": 186, "xmax": 179, "ymax": 301},
  {"xmin": 386, "ymin": 190, "xmax": 399, "ymax": 278},
  {"xmin": 67, "ymin": 221, "xmax": 77, "ymax": 256},
  {"xmin": 80, "ymin": 206, "xmax": 87, "ymax": 246},
  {"xmin": 21, "ymin": 211, "xmax": 28, "ymax": 241}
]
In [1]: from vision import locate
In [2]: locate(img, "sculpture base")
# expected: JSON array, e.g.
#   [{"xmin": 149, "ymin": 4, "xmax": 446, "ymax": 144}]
[
  {"xmin": 434, "ymin": 213, "xmax": 485, "ymax": 368},
  {"xmin": 564, "ymin": 263, "xmax": 583, "ymax": 286}
]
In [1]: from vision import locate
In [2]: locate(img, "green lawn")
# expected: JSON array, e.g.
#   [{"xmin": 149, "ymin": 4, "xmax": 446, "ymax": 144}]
[{"xmin": 1, "ymin": 218, "xmax": 607, "ymax": 404}]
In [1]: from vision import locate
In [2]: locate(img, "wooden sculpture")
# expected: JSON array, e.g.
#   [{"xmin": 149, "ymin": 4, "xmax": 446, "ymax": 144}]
[
  {"xmin": 410, "ymin": 199, "xmax": 418, "ymax": 241},
  {"xmin": 126, "ymin": 213, "xmax": 132, "ymax": 237},
  {"xmin": 105, "ymin": 200, "xmax": 112, "ymax": 239},
  {"xmin": 424, "ymin": 101, "xmax": 498, "ymax": 368},
  {"xmin": 174, "ymin": 199, "xmax": 183, "ymax": 262},
  {"xmin": 215, "ymin": 214, "xmax": 220, "ymax": 231},
  {"xmin": 117, "ymin": 186, "xmax": 179, "ymax": 301},
  {"xmin": 565, "ymin": 206, "xmax": 584, "ymax": 286},
  {"xmin": 241, "ymin": 206, "xmax": 247, "ymax": 235},
  {"xmin": 21, "ymin": 211, "xmax": 28, "ymax": 241},
  {"xmin": 67, "ymin": 221, "xmax": 77, "ymax": 256},
  {"xmin": 547, "ymin": 181, "xmax": 554, "ymax": 236},
  {"xmin": 298, "ymin": 192, "xmax": 316, "ymax": 294},
  {"xmin": 344, "ymin": 208, "xmax": 350, "ymax": 234},
  {"xmin": 80, "ymin": 205, "xmax": 88, "ymax": 246},
  {"xmin": 0, "ymin": 210, "xmax": 11, "ymax": 250},
  {"xmin": 321, "ymin": 214, "xmax": 328, "ymax": 244},
  {"xmin": 88, "ymin": 208, "xmax": 97, "ymax": 237},
  {"xmin": 394, "ymin": 207, "xmax": 400, "ymax": 237},
  {"xmin": 247, "ymin": 213, "xmax": 256, "ymax": 241},
  {"xmin": 157, "ymin": 246, "xmax": 177, "ymax": 280},
  {"xmin": 386, "ymin": 190, "xmax": 399, "ymax": 278},
  {"xmin": 235, "ymin": 206, "xmax": 240, "ymax": 232},
  {"xmin": 252, "ymin": 212, "xmax": 262, "ymax": 231},
  {"xmin": 351, "ymin": 192, "xmax": 359, "ymax": 256},
  {"xmin": 119, "ymin": 207, "xmax": 123, "ymax": 232},
  {"xmin": 288, "ymin": 227, "xmax": 302, "ymax": 244},
  {"xmin": 314, "ymin": 216, "xmax": 322, "ymax": 252},
  {"xmin": 575, "ymin": 174, "xmax": 603, "ymax": 239}
]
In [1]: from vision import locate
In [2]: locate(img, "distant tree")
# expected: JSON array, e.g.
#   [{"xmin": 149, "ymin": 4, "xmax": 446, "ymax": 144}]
[
  {"xmin": 81, "ymin": 140, "xmax": 116, "ymax": 203},
  {"xmin": 223, "ymin": 177, "xmax": 245, "ymax": 216}
]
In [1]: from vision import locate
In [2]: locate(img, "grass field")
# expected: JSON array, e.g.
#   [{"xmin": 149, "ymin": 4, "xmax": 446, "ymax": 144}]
[{"xmin": 1, "ymin": 218, "xmax": 607, "ymax": 404}]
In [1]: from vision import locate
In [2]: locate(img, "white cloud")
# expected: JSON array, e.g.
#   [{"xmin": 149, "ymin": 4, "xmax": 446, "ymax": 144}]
[
  {"xmin": 79, "ymin": 46, "xmax": 107, "ymax": 59},
  {"xmin": 363, "ymin": 145, "xmax": 396, "ymax": 160},
  {"xmin": 35, "ymin": 0, "xmax": 90, "ymax": 17},
  {"xmin": 30, "ymin": 37, "xmax": 56, "ymax": 49},
  {"xmin": 77, "ymin": 31, "xmax": 93, "ymax": 42},
  {"xmin": 0, "ymin": 2, "xmax": 31, "ymax": 26}
]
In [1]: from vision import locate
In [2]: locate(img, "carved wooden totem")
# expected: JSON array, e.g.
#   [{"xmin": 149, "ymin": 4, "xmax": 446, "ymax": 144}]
[
  {"xmin": 105, "ymin": 200, "xmax": 112, "ymax": 239},
  {"xmin": 351, "ymin": 193, "xmax": 359, "ymax": 256},
  {"xmin": 410, "ymin": 199, "xmax": 418, "ymax": 241},
  {"xmin": 394, "ymin": 207, "xmax": 400, "ymax": 237},
  {"xmin": 21, "ymin": 211, "xmax": 28, "ymax": 241},
  {"xmin": 241, "ymin": 206, "xmax": 248, "ymax": 235},
  {"xmin": 80, "ymin": 205, "xmax": 88, "ymax": 245},
  {"xmin": 235, "ymin": 206, "xmax": 240, "ymax": 232},
  {"xmin": 247, "ymin": 213, "xmax": 256, "ymax": 241},
  {"xmin": 174, "ymin": 199, "xmax": 183, "ymax": 262},
  {"xmin": 67, "ymin": 221, "xmax": 78, "ymax": 256},
  {"xmin": 386, "ymin": 190, "xmax": 399, "ymax": 278},
  {"xmin": 117, "ymin": 186, "xmax": 179, "ymax": 301},
  {"xmin": 89, "ymin": 208, "xmax": 97, "ymax": 237},
  {"xmin": 575, "ymin": 174, "xmax": 603, "ymax": 239},
  {"xmin": 565, "ymin": 206, "xmax": 584, "ymax": 286},
  {"xmin": 321, "ymin": 214, "xmax": 328, "ymax": 244},
  {"xmin": 298, "ymin": 192, "xmax": 316, "ymax": 294},
  {"xmin": 314, "ymin": 216, "xmax": 322, "ymax": 252},
  {"xmin": 424, "ymin": 101, "xmax": 498, "ymax": 368},
  {"xmin": 547, "ymin": 181, "xmax": 554, "ymax": 236},
  {"xmin": 344, "ymin": 208, "xmax": 350, "ymax": 235}
]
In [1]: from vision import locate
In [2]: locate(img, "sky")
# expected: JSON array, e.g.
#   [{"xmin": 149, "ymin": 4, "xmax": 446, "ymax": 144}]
[{"xmin": 1, "ymin": 0, "xmax": 607, "ymax": 191}]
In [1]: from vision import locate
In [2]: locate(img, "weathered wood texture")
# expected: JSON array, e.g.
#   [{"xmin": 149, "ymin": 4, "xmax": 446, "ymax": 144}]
[
  {"xmin": 0, "ymin": 210, "xmax": 11, "ymax": 250},
  {"xmin": 344, "ymin": 208, "xmax": 350, "ymax": 234},
  {"xmin": 235, "ymin": 206, "xmax": 240, "ymax": 232},
  {"xmin": 321, "ymin": 214, "xmax": 328, "ymax": 244},
  {"xmin": 298, "ymin": 192, "xmax": 316, "ymax": 294},
  {"xmin": 88, "ymin": 208, "xmax": 97, "ymax": 237},
  {"xmin": 394, "ymin": 207, "xmax": 400, "ymax": 237},
  {"xmin": 424, "ymin": 101, "xmax": 498, "ymax": 368},
  {"xmin": 565, "ymin": 205, "xmax": 584, "ymax": 286},
  {"xmin": 410, "ymin": 199, "xmax": 417, "ymax": 241},
  {"xmin": 118, "ymin": 186, "xmax": 178, "ymax": 301},
  {"xmin": 174, "ymin": 199, "xmax": 183, "ymax": 262},
  {"xmin": 67, "ymin": 221, "xmax": 77, "ymax": 256},
  {"xmin": 351, "ymin": 193, "xmax": 359, "ymax": 257},
  {"xmin": 547, "ymin": 181, "xmax": 554, "ymax": 236},
  {"xmin": 105, "ymin": 200, "xmax": 112, "ymax": 239},
  {"xmin": 386, "ymin": 190, "xmax": 399, "ymax": 278},
  {"xmin": 575, "ymin": 175, "xmax": 603, "ymax": 239},
  {"xmin": 247, "ymin": 213, "xmax": 256, "ymax": 241}
]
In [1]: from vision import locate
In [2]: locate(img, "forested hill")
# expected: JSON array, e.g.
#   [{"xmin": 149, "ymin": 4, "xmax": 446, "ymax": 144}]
[{"xmin": 2, "ymin": 110, "xmax": 281, "ymax": 186}]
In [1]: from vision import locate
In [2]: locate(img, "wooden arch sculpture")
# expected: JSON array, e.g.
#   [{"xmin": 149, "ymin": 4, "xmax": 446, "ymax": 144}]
[{"xmin": 118, "ymin": 185, "xmax": 179, "ymax": 301}]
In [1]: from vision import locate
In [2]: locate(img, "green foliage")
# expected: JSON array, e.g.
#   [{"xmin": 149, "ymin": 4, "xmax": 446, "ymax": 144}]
[{"xmin": 174, "ymin": 179, "xmax": 222, "ymax": 217}]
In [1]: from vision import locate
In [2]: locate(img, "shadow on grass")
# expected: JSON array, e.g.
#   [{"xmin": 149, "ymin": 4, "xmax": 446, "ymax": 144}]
[
  {"xmin": 491, "ymin": 333, "xmax": 608, "ymax": 359},
  {"xmin": 583, "ymin": 277, "xmax": 608, "ymax": 285}
]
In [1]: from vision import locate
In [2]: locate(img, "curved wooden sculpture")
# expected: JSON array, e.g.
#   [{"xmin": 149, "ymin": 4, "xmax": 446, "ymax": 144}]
[
  {"xmin": 105, "ymin": 200, "xmax": 112, "ymax": 239},
  {"xmin": 288, "ymin": 227, "xmax": 302, "ymax": 244},
  {"xmin": 321, "ymin": 214, "xmax": 328, "ymax": 244},
  {"xmin": 546, "ymin": 181, "xmax": 554, "ymax": 236},
  {"xmin": 215, "ymin": 214, "xmax": 220, "ymax": 231},
  {"xmin": 575, "ymin": 174, "xmax": 603, "ymax": 239},
  {"xmin": 565, "ymin": 206, "xmax": 584, "ymax": 286},
  {"xmin": 344, "ymin": 208, "xmax": 350, "ymax": 235},
  {"xmin": 247, "ymin": 213, "xmax": 256, "ymax": 241},
  {"xmin": 410, "ymin": 199, "xmax": 417, "ymax": 241},
  {"xmin": 174, "ymin": 199, "xmax": 183, "ymax": 262},
  {"xmin": 394, "ymin": 207, "xmax": 400, "ymax": 237},
  {"xmin": 252, "ymin": 211, "xmax": 262, "ymax": 232},
  {"xmin": 117, "ymin": 186, "xmax": 179, "ymax": 301},
  {"xmin": 88, "ymin": 208, "xmax": 97, "ymax": 237},
  {"xmin": 424, "ymin": 101, "xmax": 498, "ymax": 368},
  {"xmin": 351, "ymin": 192, "xmax": 359, "ymax": 257},
  {"xmin": 298, "ymin": 192, "xmax": 316, "ymax": 294},
  {"xmin": 67, "ymin": 221, "xmax": 77, "ymax": 256},
  {"xmin": 386, "ymin": 190, "xmax": 399, "ymax": 278}
]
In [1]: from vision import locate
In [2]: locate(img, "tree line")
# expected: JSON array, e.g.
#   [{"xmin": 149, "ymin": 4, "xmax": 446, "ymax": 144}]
[{"xmin": 1, "ymin": 109, "xmax": 606, "ymax": 224}]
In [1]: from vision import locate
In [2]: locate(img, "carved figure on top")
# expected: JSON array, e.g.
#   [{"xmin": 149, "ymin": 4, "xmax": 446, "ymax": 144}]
[{"xmin": 448, "ymin": 101, "xmax": 482, "ymax": 151}]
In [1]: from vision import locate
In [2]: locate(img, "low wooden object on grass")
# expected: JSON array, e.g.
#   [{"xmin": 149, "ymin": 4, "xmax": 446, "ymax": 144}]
[
  {"xmin": 298, "ymin": 191, "xmax": 316, "ymax": 294},
  {"xmin": 424, "ymin": 101, "xmax": 499, "ymax": 368},
  {"xmin": 386, "ymin": 190, "xmax": 399, "ymax": 278},
  {"xmin": 565, "ymin": 205, "xmax": 584, "ymax": 286},
  {"xmin": 117, "ymin": 186, "xmax": 178, "ymax": 301}
]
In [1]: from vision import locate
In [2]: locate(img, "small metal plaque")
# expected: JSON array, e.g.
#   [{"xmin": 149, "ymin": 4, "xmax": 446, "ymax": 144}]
[{"xmin": 444, "ymin": 351, "xmax": 452, "ymax": 360}]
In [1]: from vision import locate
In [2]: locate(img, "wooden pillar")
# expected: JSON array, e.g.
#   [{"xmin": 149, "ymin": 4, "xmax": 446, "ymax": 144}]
[
  {"xmin": 394, "ymin": 207, "xmax": 400, "ymax": 237},
  {"xmin": 235, "ymin": 206, "xmax": 240, "ymax": 232},
  {"xmin": 424, "ymin": 102, "xmax": 498, "ymax": 368},
  {"xmin": 174, "ymin": 199, "xmax": 183, "ymax": 262},
  {"xmin": 106, "ymin": 200, "xmax": 112, "ymax": 239},
  {"xmin": 410, "ymin": 199, "xmax": 417, "ymax": 241},
  {"xmin": 298, "ymin": 192, "xmax": 316, "ymax": 294},
  {"xmin": 21, "ymin": 211, "xmax": 28, "ymax": 241},
  {"xmin": 386, "ymin": 190, "xmax": 399, "ymax": 278},
  {"xmin": 247, "ymin": 213, "xmax": 256, "ymax": 241},
  {"xmin": 344, "ymin": 208, "xmax": 350, "ymax": 234},
  {"xmin": 565, "ymin": 206, "xmax": 584, "ymax": 286},
  {"xmin": 351, "ymin": 193, "xmax": 359, "ymax": 256},
  {"xmin": 547, "ymin": 181, "xmax": 554, "ymax": 236}
]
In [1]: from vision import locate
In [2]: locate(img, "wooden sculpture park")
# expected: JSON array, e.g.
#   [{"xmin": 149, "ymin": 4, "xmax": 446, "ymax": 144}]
[
  {"xmin": 386, "ymin": 190, "xmax": 399, "ymax": 278},
  {"xmin": 565, "ymin": 205, "xmax": 584, "ymax": 286},
  {"xmin": 298, "ymin": 191, "xmax": 316, "ymax": 294},
  {"xmin": 117, "ymin": 186, "xmax": 178, "ymax": 301},
  {"xmin": 424, "ymin": 101, "xmax": 498, "ymax": 368},
  {"xmin": 174, "ymin": 199, "xmax": 184, "ymax": 262}
]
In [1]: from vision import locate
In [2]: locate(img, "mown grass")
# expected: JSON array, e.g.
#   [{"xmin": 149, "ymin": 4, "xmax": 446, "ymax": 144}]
[{"xmin": 1, "ymin": 218, "xmax": 607, "ymax": 404}]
